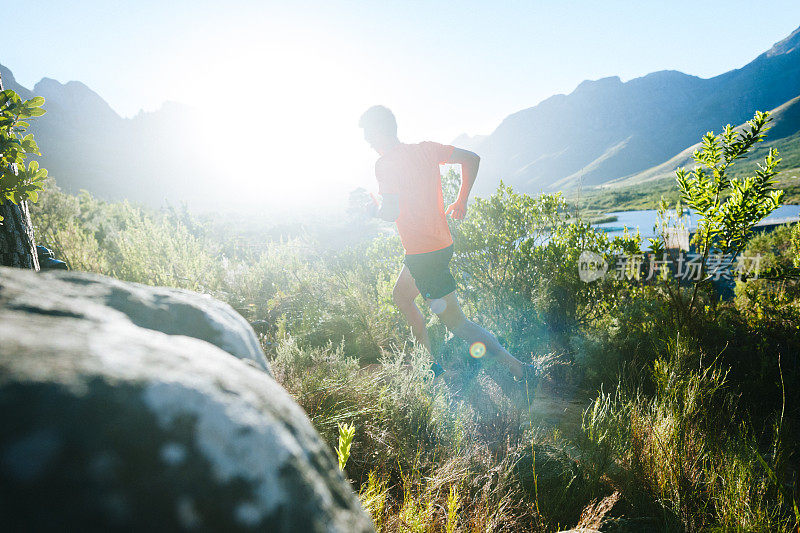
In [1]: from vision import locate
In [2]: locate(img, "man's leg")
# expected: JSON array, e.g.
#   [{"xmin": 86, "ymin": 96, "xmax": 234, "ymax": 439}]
[
  {"xmin": 432, "ymin": 291, "xmax": 526, "ymax": 380},
  {"xmin": 392, "ymin": 266, "xmax": 432, "ymax": 354}
]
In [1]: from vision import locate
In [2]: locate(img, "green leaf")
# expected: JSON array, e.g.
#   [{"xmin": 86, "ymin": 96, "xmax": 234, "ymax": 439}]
[
  {"xmin": 25, "ymin": 107, "xmax": 46, "ymax": 118},
  {"xmin": 21, "ymin": 137, "xmax": 39, "ymax": 155},
  {"xmin": 27, "ymin": 96, "xmax": 45, "ymax": 107},
  {"xmin": 0, "ymin": 90, "xmax": 18, "ymax": 106},
  {"xmin": 3, "ymin": 172, "xmax": 20, "ymax": 189}
]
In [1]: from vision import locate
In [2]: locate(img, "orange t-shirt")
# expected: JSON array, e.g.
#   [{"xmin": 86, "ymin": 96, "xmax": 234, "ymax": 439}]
[{"xmin": 375, "ymin": 141, "xmax": 455, "ymax": 255}]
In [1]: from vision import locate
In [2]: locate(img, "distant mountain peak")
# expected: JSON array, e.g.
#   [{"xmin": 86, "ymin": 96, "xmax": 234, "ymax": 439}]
[
  {"xmin": 35, "ymin": 76, "xmax": 69, "ymax": 89},
  {"xmin": 766, "ymin": 24, "xmax": 800, "ymax": 57},
  {"xmin": 33, "ymin": 76, "xmax": 120, "ymax": 122},
  {"xmin": 574, "ymin": 76, "xmax": 622, "ymax": 92},
  {"xmin": 35, "ymin": 77, "xmax": 96, "ymax": 98},
  {"xmin": 0, "ymin": 63, "xmax": 33, "ymax": 99},
  {"xmin": 639, "ymin": 69, "xmax": 696, "ymax": 81}
]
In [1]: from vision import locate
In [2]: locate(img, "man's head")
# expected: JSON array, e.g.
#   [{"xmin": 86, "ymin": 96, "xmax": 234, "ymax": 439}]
[{"xmin": 359, "ymin": 105, "xmax": 398, "ymax": 154}]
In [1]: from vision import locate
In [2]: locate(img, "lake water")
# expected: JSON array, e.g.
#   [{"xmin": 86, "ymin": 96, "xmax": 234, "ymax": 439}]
[{"xmin": 592, "ymin": 205, "xmax": 800, "ymax": 248}]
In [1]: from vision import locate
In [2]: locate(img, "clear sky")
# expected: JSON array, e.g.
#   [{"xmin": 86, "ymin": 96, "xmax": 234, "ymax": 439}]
[{"xmin": 3, "ymin": 1, "xmax": 800, "ymax": 205}]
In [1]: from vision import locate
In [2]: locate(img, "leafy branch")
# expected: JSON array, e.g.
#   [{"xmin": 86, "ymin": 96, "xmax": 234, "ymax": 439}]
[
  {"xmin": 1, "ymin": 89, "xmax": 49, "ymax": 220},
  {"xmin": 675, "ymin": 110, "xmax": 784, "ymax": 319}
]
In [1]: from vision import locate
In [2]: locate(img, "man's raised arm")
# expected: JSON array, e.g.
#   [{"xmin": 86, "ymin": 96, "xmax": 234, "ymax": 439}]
[{"xmin": 445, "ymin": 148, "xmax": 480, "ymax": 220}]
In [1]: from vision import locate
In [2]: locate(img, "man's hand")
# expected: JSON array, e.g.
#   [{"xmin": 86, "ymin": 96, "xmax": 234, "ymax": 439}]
[
  {"xmin": 365, "ymin": 193, "xmax": 400, "ymax": 222},
  {"xmin": 445, "ymin": 199, "xmax": 467, "ymax": 220},
  {"xmin": 362, "ymin": 199, "xmax": 378, "ymax": 217}
]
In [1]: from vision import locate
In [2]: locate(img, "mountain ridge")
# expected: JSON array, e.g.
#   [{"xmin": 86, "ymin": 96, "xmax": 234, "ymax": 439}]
[
  {"xmin": 3, "ymin": 24, "xmax": 800, "ymax": 206},
  {"xmin": 459, "ymin": 25, "xmax": 800, "ymax": 196},
  {"xmin": 603, "ymin": 94, "xmax": 800, "ymax": 189}
]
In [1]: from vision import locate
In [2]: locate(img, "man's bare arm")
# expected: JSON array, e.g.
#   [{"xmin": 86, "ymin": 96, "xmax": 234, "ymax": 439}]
[{"xmin": 445, "ymin": 147, "xmax": 480, "ymax": 219}]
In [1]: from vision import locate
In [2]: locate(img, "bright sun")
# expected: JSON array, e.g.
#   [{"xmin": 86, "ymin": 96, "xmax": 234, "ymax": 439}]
[{"xmin": 172, "ymin": 31, "xmax": 377, "ymax": 210}]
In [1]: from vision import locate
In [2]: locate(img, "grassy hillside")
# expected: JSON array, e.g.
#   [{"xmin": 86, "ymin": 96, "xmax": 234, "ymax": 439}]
[
  {"xmin": 569, "ymin": 95, "xmax": 800, "ymax": 215},
  {"xmin": 29, "ymin": 180, "xmax": 800, "ymax": 531},
  {"xmin": 569, "ymin": 164, "xmax": 800, "ymax": 215}
]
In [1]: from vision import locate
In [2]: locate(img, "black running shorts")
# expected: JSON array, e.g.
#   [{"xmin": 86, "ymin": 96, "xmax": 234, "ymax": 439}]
[{"xmin": 403, "ymin": 244, "xmax": 457, "ymax": 300}]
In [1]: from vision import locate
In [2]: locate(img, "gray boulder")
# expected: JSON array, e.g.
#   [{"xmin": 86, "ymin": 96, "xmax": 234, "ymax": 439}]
[
  {"xmin": 0, "ymin": 267, "xmax": 374, "ymax": 532},
  {"xmin": 0, "ymin": 268, "xmax": 270, "ymax": 374}
]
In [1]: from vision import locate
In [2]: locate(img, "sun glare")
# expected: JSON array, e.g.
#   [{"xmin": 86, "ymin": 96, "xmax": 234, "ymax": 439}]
[{"xmin": 169, "ymin": 30, "xmax": 376, "ymax": 210}]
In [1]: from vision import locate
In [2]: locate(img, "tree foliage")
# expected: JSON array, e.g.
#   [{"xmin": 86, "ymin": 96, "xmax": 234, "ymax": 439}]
[
  {"xmin": 671, "ymin": 111, "xmax": 786, "ymax": 321},
  {"xmin": 0, "ymin": 90, "xmax": 48, "ymax": 218},
  {"xmin": 676, "ymin": 110, "xmax": 783, "ymax": 259}
]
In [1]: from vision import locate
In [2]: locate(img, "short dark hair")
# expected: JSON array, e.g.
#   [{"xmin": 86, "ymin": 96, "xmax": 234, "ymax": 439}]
[{"xmin": 359, "ymin": 105, "xmax": 397, "ymax": 137}]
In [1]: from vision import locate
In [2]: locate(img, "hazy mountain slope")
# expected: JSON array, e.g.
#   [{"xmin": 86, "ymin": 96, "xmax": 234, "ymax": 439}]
[
  {"xmin": 604, "ymin": 94, "xmax": 800, "ymax": 188},
  {"xmin": 1, "ymin": 63, "xmax": 218, "ymax": 207},
  {"xmin": 467, "ymin": 25, "xmax": 800, "ymax": 196}
]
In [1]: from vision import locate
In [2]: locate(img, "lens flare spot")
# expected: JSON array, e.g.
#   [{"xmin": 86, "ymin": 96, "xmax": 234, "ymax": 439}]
[{"xmin": 469, "ymin": 342, "xmax": 486, "ymax": 359}]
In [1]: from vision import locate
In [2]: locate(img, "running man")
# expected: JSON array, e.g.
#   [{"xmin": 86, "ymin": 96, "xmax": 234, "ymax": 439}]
[{"xmin": 359, "ymin": 105, "xmax": 537, "ymax": 386}]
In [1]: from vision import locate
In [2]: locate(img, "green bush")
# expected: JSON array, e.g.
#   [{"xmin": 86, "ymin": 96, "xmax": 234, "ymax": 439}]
[{"xmin": 28, "ymin": 161, "xmax": 800, "ymax": 531}]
